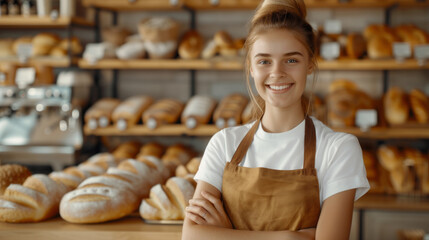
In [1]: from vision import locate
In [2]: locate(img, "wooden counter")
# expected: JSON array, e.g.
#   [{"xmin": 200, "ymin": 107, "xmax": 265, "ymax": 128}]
[{"xmin": 0, "ymin": 194, "xmax": 428, "ymax": 240}]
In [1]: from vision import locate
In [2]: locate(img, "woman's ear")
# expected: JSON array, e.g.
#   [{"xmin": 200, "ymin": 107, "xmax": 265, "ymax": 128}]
[{"xmin": 307, "ymin": 63, "xmax": 314, "ymax": 75}]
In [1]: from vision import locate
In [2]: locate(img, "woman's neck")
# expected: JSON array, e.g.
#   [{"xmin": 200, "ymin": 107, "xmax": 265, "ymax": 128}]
[{"xmin": 261, "ymin": 103, "xmax": 305, "ymax": 133}]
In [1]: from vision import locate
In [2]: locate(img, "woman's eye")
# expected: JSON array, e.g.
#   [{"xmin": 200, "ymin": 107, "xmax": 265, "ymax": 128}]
[
  {"xmin": 258, "ymin": 60, "xmax": 270, "ymax": 65},
  {"xmin": 287, "ymin": 59, "xmax": 298, "ymax": 63}
]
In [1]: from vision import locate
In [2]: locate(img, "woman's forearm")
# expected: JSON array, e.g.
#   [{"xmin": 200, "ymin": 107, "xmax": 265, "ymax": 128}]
[{"xmin": 182, "ymin": 222, "xmax": 315, "ymax": 240}]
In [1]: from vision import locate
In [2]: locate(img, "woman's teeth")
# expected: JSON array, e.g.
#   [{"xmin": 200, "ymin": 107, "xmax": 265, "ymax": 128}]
[{"xmin": 269, "ymin": 84, "xmax": 291, "ymax": 90}]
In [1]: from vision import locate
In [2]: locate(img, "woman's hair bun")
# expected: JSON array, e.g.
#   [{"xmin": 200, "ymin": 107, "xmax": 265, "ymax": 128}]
[{"xmin": 254, "ymin": 0, "xmax": 307, "ymax": 24}]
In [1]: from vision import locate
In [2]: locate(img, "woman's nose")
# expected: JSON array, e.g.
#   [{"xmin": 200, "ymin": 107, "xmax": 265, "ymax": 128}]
[{"xmin": 269, "ymin": 63, "xmax": 286, "ymax": 78}]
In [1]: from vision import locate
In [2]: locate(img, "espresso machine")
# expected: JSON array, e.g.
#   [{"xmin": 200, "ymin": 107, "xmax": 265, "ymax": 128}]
[{"xmin": 0, "ymin": 77, "xmax": 85, "ymax": 171}]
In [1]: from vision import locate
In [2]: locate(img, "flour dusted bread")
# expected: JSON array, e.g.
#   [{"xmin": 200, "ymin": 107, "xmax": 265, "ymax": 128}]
[
  {"xmin": 0, "ymin": 164, "xmax": 32, "ymax": 195},
  {"xmin": 85, "ymin": 98, "xmax": 121, "ymax": 129},
  {"xmin": 409, "ymin": 89, "xmax": 429, "ymax": 124},
  {"xmin": 175, "ymin": 157, "xmax": 201, "ymax": 178},
  {"xmin": 142, "ymin": 99, "xmax": 185, "ymax": 129},
  {"xmin": 213, "ymin": 93, "xmax": 249, "ymax": 129},
  {"xmin": 60, "ymin": 157, "xmax": 165, "ymax": 224},
  {"xmin": 140, "ymin": 176, "xmax": 195, "ymax": 220},
  {"xmin": 0, "ymin": 174, "xmax": 68, "ymax": 223},
  {"xmin": 383, "ymin": 87, "xmax": 410, "ymax": 125},
  {"xmin": 181, "ymin": 95, "xmax": 217, "ymax": 129},
  {"xmin": 112, "ymin": 96, "xmax": 154, "ymax": 130}
]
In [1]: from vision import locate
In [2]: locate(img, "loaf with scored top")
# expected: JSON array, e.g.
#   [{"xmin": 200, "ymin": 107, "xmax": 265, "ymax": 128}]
[
  {"xmin": 0, "ymin": 164, "xmax": 32, "ymax": 195},
  {"xmin": 142, "ymin": 99, "xmax": 185, "ymax": 129}
]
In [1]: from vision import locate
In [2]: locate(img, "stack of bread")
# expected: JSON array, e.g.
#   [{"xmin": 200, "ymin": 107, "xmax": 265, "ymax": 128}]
[
  {"xmin": 377, "ymin": 145, "xmax": 429, "ymax": 195},
  {"xmin": 138, "ymin": 17, "xmax": 180, "ymax": 59},
  {"xmin": 213, "ymin": 93, "xmax": 249, "ymax": 129},
  {"xmin": 383, "ymin": 87, "xmax": 429, "ymax": 126},
  {"xmin": 0, "ymin": 152, "xmax": 120, "ymax": 223},
  {"xmin": 201, "ymin": 30, "xmax": 245, "ymax": 59},
  {"xmin": 362, "ymin": 150, "xmax": 383, "ymax": 193},
  {"xmin": 326, "ymin": 79, "xmax": 375, "ymax": 127}
]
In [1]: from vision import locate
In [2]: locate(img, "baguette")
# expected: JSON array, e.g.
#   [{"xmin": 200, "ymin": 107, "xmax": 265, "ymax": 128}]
[
  {"xmin": 112, "ymin": 96, "xmax": 154, "ymax": 130},
  {"xmin": 0, "ymin": 164, "xmax": 32, "ymax": 195},
  {"xmin": 181, "ymin": 95, "xmax": 217, "ymax": 129},
  {"xmin": 213, "ymin": 93, "xmax": 249, "ymax": 129},
  {"xmin": 142, "ymin": 99, "xmax": 185, "ymax": 129},
  {"xmin": 85, "ymin": 98, "xmax": 121, "ymax": 129},
  {"xmin": 140, "ymin": 176, "xmax": 195, "ymax": 220}
]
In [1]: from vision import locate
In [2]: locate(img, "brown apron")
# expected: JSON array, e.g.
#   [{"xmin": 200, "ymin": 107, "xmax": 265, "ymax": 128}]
[{"xmin": 222, "ymin": 116, "xmax": 320, "ymax": 231}]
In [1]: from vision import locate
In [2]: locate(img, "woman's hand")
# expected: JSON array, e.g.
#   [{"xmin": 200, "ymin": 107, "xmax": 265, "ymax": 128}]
[{"xmin": 185, "ymin": 191, "xmax": 232, "ymax": 229}]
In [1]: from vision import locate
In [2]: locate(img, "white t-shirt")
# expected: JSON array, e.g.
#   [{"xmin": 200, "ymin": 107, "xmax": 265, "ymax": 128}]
[{"xmin": 194, "ymin": 117, "xmax": 370, "ymax": 206}]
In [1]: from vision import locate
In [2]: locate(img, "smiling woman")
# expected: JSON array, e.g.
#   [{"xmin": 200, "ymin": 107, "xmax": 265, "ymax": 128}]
[{"xmin": 181, "ymin": 0, "xmax": 370, "ymax": 240}]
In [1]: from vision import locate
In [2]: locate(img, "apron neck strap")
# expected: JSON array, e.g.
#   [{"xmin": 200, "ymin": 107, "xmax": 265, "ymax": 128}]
[{"xmin": 230, "ymin": 115, "xmax": 317, "ymax": 169}]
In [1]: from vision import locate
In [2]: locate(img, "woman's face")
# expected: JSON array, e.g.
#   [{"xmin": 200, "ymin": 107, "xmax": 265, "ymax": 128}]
[{"xmin": 250, "ymin": 29, "xmax": 312, "ymax": 112}]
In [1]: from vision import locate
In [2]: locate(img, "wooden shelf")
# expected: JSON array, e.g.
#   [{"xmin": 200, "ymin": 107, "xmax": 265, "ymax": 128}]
[
  {"xmin": 85, "ymin": 124, "xmax": 429, "ymax": 139},
  {"xmin": 354, "ymin": 193, "xmax": 429, "ymax": 211},
  {"xmin": 81, "ymin": 0, "xmax": 428, "ymax": 11},
  {"xmin": 78, "ymin": 58, "xmax": 244, "ymax": 70},
  {"xmin": 84, "ymin": 124, "xmax": 219, "ymax": 137},
  {"xmin": 78, "ymin": 57, "xmax": 429, "ymax": 71},
  {"xmin": 0, "ymin": 56, "xmax": 72, "ymax": 67},
  {"xmin": 0, "ymin": 16, "xmax": 94, "ymax": 28},
  {"xmin": 82, "ymin": 0, "xmax": 184, "ymax": 11}
]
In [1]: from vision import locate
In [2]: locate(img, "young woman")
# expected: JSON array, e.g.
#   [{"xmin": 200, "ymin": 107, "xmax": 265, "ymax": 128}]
[{"xmin": 182, "ymin": 0, "xmax": 370, "ymax": 239}]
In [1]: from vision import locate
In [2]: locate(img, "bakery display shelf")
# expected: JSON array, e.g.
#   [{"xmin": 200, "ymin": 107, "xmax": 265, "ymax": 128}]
[
  {"xmin": 0, "ymin": 16, "xmax": 94, "ymax": 28},
  {"xmin": 354, "ymin": 193, "xmax": 429, "ymax": 211},
  {"xmin": 82, "ymin": 0, "xmax": 185, "ymax": 11},
  {"xmin": 318, "ymin": 58, "xmax": 429, "ymax": 70},
  {"xmin": 78, "ymin": 58, "xmax": 244, "ymax": 70},
  {"xmin": 84, "ymin": 124, "xmax": 219, "ymax": 137},
  {"xmin": 333, "ymin": 126, "xmax": 429, "ymax": 139},
  {"xmin": 0, "ymin": 215, "xmax": 182, "ymax": 240},
  {"xmin": 0, "ymin": 56, "xmax": 72, "ymax": 67}
]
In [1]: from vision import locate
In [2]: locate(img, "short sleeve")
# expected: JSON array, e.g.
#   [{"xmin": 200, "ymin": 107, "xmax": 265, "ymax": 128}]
[
  {"xmin": 320, "ymin": 134, "xmax": 370, "ymax": 203},
  {"xmin": 194, "ymin": 131, "xmax": 227, "ymax": 191}
]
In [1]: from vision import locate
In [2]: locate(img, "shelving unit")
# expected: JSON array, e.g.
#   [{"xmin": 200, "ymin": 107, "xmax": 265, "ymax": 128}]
[
  {"xmin": 0, "ymin": 56, "xmax": 73, "ymax": 67},
  {"xmin": 0, "ymin": 16, "xmax": 94, "ymax": 28}
]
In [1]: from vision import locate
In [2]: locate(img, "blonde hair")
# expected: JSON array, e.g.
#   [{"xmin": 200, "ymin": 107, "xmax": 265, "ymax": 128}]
[{"xmin": 245, "ymin": 0, "xmax": 318, "ymax": 121}]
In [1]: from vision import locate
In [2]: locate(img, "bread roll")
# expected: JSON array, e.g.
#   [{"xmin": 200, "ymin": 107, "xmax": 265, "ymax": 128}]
[
  {"xmin": 395, "ymin": 25, "xmax": 429, "ymax": 51},
  {"xmin": 58, "ymin": 37, "xmax": 83, "ymax": 55},
  {"xmin": 137, "ymin": 142, "xmax": 165, "ymax": 159},
  {"xmin": 383, "ymin": 87, "xmax": 409, "ymax": 125},
  {"xmin": 213, "ymin": 93, "xmax": 249, "ymax": 129},
  {"xmin": 112, "ymin": 141, "xmax": 142, "ymax": 160},
  {"xmin": 181, "ymin": 95, "xmax": 217, "ymax": 129},
  {"xmin": 201, "ymin": 39, "xmax": 218, "ymax": 59},
  {"xmin": 85, "ymin": 98, "xmax": 121, "ymax": 130},
  {"xmin": 49, "ymin": 46, "xmax": 67, "ymax": 57},
  {"xmin": 102, "ymin": 27, "xmax": 132, "ymax": 47},
  {"xmin": 409, "ymin": 89, "xmax": 429, "ymax": 124},
  {"xmin": 0, "ymin": 164, "xmax": 32, "ymax": 195},
  {"xmin": 0, "ymin": 39, "xmax": 14, "ymax": 57},
  {"xmin": 0, "ymin": 174, "xmax": 68, "ymax": 223},
  {"xmin": 367, "ymin": 35, "xmax": 393, "ymax": 59},
  {"xmin": 60, "ymin": 158, "xmax": 164, "ymax": 224},
  {"xmin": 178, "ymin": 30, "xmax": 204, "ymax": 59},
  {"xmin": 326, "ymin": 88, "xmax": 357, "ymax": 127},
  {"xmin": 112, "ymin": 96, "xmax": 154, "ymax": 130},
  {"xmin": 139, "ymin": 176, "xmax": 195, "ymax": 220},
  {"xmin": 142, "ymin": 99, "xmax": 184, "ymax": 129},
  {"xmin": 346, "ymin": 33, "xmax": 366, "ymax": 59},
  {"xmin": 377, "ymin": 145, "xmax": 403, "ymax": 171},
  {"xmin": 329, "ymin": 79, "xmax": 358, "ymax": 93},
  {"xmin": 31, "ymin": 33, "xmax": 60, "ymax": 56},
  {"xmin": 214, "ymin": 31, "xmax": 234, "ymax": 49},
  {"xmin": 403, "ymin": 148, "xmax": 427, "ymax": 185}
]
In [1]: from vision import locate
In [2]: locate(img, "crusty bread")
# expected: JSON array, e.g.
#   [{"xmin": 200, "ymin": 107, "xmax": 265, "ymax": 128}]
[
  {"xmin": 367, "ymin": 35, "xmax": 393, "ymax": 59},
  {"xmin": 142, "ymin": 99, "xmax": 185, "ymax": 129},
  {"xmin": 213, "ymin": 93, "xmax": 249, "ymax": 129},
  {"xmin": 60, "ymin": 157, "xmax": 165, "ymax": 224},
  {"xmin": 112, "ymin": 96, "xmax": 154, "ymax": 130},
  {"xmin": 409, "ymin": 89, "xmax": 429, "ymax": 124},
  {"xmin": 181, "ymin": 95, "xmax": 217, "ymax": 129},
  {"xmin": 140, "ymin": 177, "xmax": 195, "ymax": 220},
  {"xmin": 377, "ymin": 145, "xmax": 403, "ymax": 171},
  {"xmin": 111, "ymin": 141, "xmax": 141, "ymax": 160},
  {"xmin": 0, "ymin": 164, "xmax": 32, "ymax": 195},
  {"xmin": 137, "ymin": 142, "xmax": 165, "ymax": 159},
  {"xmin": 85, "ymin": 98, "xmax": 121, "ymax": 129},
  {"xmin": 383, "ymin": 87, "xmax": 409, "ymax": 125},
  {"xmin": 346, "ymin": 33, "xmax": 366, "ymax": 59},
  {"xmin": 178, "ymin": 30, "xmax": 204, "ymax": 59},
  {"xmin": 162, "ymin": 144, "xmax": 195, "ymax": 177},
  {"xmin": 175, "ymin": 157, "xmax": 201, "ymax": 178},
  {"xmin": 0, "ymin": 174, "xmax": 68, "ymax": 223}
]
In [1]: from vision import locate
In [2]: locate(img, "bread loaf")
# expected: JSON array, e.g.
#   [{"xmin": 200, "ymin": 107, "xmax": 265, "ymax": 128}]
[
  {"xmin": 409, "ymin": 89, "xmax": 429, "ymax": 124},
  {"xmin": 178, "ymin": 30, "xmax": 204, "ymax": 59},
  {"xmin": 181, "ymin": 95, "xmax": 217, "ymax": 129},
  {"xmin": 31, "ymin": 33, "xmax": 60, "ymax": 56},
  {"xmin": 137, "ymin": 142, "xmax": 165, "ymax": 159},
  {"xmin": 0, "ymin": 174, "xmax": 68, "ymax": 223},
  {"xmin": 112, "ymin": 96, "xmax": 154, "ymax": 130},
  {"xmin": 201, "ymin": 39, "xmax": 218, "ymax": 59},
  {"xmin": 384, "ymin": 87, "xmax": 409, "ymax": 125},
  {"xmin": 60, "ymin": 157, "xmax": 165, "ymax": 223},
  {"xmin": 175, "ymin": 157, "xmax": 201, "ymax": 178},
  {"xmin": 140, "ymin": 176, "xmax": 195, "ymax": 220},
  {"xmin": 346, "ymin": 33, "xmax": 366, "ymax": 59},
  {"xmin": 377, "ymin": 145, "xmax": 403, "ymax": 171},
  {"xmin": 116, "ymin": 41, "xmax": 146, "ymax": 60},
  {"xmin": 85, "ymin": 98, "xmax": 121, "ymax": 130},
  {"xmin": 102, "ymin": 27, "xmax": 132, "ymax": 47},
  {"xmin": 161, "ymin": 144, "xmax": 195, "ymax": 176},
  {"xmin": 58, "ymin": 37, "xmax": 83, "ymax": 55},
  {"xmin": 213, "ymin": 93, "xmax": 249, "ymax": 129},
  {"xmin": 0, "ymin": 164, "xmax": 32, "ymax": 195},
  {"xmin": 142, "ymin": 99, "xmax": 185, "ymax": 129},
  {"xmin": 111, "ymin": 141, "xmax": 142, "ymax": 160}
]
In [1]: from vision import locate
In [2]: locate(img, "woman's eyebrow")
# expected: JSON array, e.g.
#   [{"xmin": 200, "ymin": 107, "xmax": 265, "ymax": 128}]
[{"xmin": 253, "ymin": 51, "xmax": 304, "ymax": 58}]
